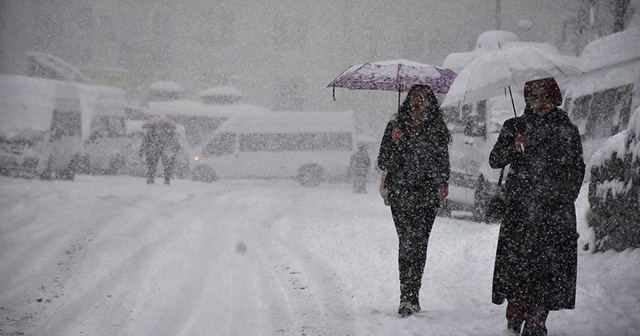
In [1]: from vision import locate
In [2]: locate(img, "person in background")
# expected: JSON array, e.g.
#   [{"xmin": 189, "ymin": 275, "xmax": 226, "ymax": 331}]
[
  {"xmin": 349, "ymin": 143, "xmax": 371, "ymax": 193},
  {"xmin": 489, "ymin": 77, "xmax": 585, "ymax": 336},
  {"xmin": 139, "ymin": 120, "xmax": 181, "ymax": 185},
  {"xmin": 377, "ymin": 84, "xmax": 451, "ymax": 317}
]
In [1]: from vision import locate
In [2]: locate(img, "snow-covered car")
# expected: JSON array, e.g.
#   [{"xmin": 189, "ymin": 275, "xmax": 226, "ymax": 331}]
[
  {"xmin": 0, "ymin": 76, "xmax": 82, "ymax": 180},
  {"xmin": 75, "ymin": 82, "xmax": 129, "ymax": 175},
  {"xmin": 563, "ymin": 27, "xmax": 640, "ymax": 166},
  {"xmin": 587, "ymin": 106, "xmax": 640, "ymax": 252},
  {"xmin": 442, "ymin": 92, "xmax": 526, "ymax": 220},
  {"xmin": 0, "ymin": 75, "xmax": 131, "ymax": 178}
]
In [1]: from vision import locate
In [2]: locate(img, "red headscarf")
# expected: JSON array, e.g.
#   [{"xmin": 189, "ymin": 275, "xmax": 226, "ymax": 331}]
[{"xmin": 524, "ymin": 77, "xmax": 563, "ymax": 107}]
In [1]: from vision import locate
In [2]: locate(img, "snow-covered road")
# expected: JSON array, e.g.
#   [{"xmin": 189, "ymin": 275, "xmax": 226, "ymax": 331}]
[{"xmin": 1, "ymin": 176, "xmax": 638, "ymax": 336}]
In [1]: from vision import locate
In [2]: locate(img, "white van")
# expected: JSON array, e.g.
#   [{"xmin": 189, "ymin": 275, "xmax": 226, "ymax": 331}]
[
  {"xmin": 0, "ymin": 75, "xmax": 129, "ymax": 178},
  {"xmin": 146, "ymin": 99, "xmax": 271, "ymax": 148},
  {"xmin": 192, "ymin": 111, "xmax": 355, "ymax": 186},
  {"xmin": 0, "ymin": 76, "xmax": 82, "ymax": 179},
  {"xmin": 76, "ymin": 82, "xmax": 128, "ymax": 174},
  {"xmin": 563, "ymin": 27, "xmax": 640, "ymax": 162}
]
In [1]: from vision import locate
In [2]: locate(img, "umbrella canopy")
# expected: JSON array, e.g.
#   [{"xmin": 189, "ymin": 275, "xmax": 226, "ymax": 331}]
[
  {"xmin": 441, "ymin": 47, "xmax": 581, "ymax": 111},
  {"xmin": 328, "ymin": 59, "xmax": 457, "ymax": 101}
]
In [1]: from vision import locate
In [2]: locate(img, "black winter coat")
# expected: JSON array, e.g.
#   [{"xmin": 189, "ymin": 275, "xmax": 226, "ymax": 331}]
[
  {"xmin": 489, "ymin": 107, "xmax": 585, "ymax": 310},
  {"xmin": 378, "ymin": 113, "xmax": 450, "ymax": 206},
  {"xmin": 140, "ymin": 128, "xmax": 181, "ymax": 159}
]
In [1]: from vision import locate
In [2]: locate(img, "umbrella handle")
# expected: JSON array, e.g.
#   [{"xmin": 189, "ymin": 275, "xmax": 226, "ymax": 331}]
[
  {"xmin": 333, "ymin": 85, "xmax": 336, "ymax": 101},
  {"xmin": 508, "ymin": 86, "xmax": 517, "ymax": 117}
]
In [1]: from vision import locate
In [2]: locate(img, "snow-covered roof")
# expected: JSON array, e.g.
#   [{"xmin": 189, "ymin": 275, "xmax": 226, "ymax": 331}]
[
  {"xmin": 475, "ymin": 31, "xmax": 520, "ymax": 50},
  {"xmin": 442, "ymin": 41, "xmax": 560, "ymax": 74},
  {"xmin": 564, "ymin": 58, "xmax": 640, "ymax": 98},
  {"xmin": 198, "ymin": 86, "xmax": 243, "ymax": 98},
  {"xmin": 216, "ymin": 111, "xmax": 354, "ymax": 134},
  {"xmin": 149, "ymin": 81, "xmax": 185, "ymax": 92},
  {"xmin": 580, "ymin": 27, "xmax": 640, "ymax": 72},
  {"xmin": 503, "ymin": 41, "xmax": 559, "ymax": 54},
  {"xmin": 147, "ymin": 100, "xmax": 271, "ymax": 118}
]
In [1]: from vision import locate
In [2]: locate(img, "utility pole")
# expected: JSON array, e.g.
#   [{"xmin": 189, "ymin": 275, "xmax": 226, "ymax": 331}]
[{"xmin": 495, "ymin": 0, "xmax": 502, "ymax": 30}]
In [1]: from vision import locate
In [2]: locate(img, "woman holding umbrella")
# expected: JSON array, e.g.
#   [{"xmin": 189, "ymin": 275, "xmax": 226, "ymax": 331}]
[
  {"xmin": 377, "ymin": 84, "xmax": 451, "ymax": 317},
  {"xmin": 489, "ymin": 77, "xmax": 585, "ymax": 336}
]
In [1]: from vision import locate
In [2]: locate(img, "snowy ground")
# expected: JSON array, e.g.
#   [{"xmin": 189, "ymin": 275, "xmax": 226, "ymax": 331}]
[{"xmin": 0, "ymin": 175, "xmax": 638, "ymax": 336}]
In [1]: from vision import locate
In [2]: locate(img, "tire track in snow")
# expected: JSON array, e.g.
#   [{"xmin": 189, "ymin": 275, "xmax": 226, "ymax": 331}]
[
  {"xmin": 222, "ymin": 187, "xmax": 356, "ymax": 336},
  {"xmin": 23, "ymin": 191, "xmax": 204, "ymax": 335}
]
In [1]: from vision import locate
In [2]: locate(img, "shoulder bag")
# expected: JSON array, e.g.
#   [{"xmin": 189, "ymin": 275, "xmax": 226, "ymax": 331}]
[{"xmin": 485, "ymin": 167, "xmax": 507, "ymax": 221}]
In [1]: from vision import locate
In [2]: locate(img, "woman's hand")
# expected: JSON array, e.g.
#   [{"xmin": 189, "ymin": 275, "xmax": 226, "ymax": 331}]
[
  {"xmin": 438, "ymin": 186, "xmax": 449, "ymax": 200},
  {"xmin": 391, "ymin": 127, "xmax": 403, "ymax": 140},
  {"xmin": 514, "ymin": 134, "xmax": 525, "ymax": 153}
]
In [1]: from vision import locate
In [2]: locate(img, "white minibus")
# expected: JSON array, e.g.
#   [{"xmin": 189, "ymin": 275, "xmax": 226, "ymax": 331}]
[
  {"xmin": 192, "ymin": 111, "xmax": 355, "ymax": 186},
  {"xmin": 563, "ymin": 27, "xmax": 640, "ymax": 161},
  {"xmin": 0, "ymin": 76, "xmax": 82, "ymax": 179}
]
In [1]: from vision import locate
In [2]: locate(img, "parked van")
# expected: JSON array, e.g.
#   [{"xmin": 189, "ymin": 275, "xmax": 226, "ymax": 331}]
[
  {"xmin": 76, "ymin": 82, "xmax": 128, "ymax": 175},
  {"xmin": 0, "ymin": 75, "xmax": 129, "ymax": 178},
  {"xmin": 563, "ymin": 27, "xmax": 640, "ymax": 162},
  {"xmin": 0, "ymin": 76, "xmax": 82, "ymax": 179},
  {"xmin": 147, "ymin": 99, "xmax": 271, "ymax": 149},
  {"xmin": 192, "ymin": 111, "xmax": 355, "ymax": 186}
]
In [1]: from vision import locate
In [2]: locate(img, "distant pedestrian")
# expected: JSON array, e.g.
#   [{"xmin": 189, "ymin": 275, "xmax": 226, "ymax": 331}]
[
  {"xmin": 377, "ymin": 84, "xmax": 451, "ymax": 317},
  {"xmin": 139, "ymin": 119, "xmax": 181, "ymax": 185},
  {"xmin": 489, "ymin": 77, "xmax": 585, "ymax": 336},
  {"xmin": 349, "ymin": 144, "xmax": 371, "ymax": 193}
]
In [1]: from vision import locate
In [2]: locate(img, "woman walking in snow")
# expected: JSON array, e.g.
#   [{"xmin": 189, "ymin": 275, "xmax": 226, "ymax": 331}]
[
  {"xmin": 377, "ymin": 84, "xmax": 451, "ymax": 317},
  {"xmin": 489, "ymin": 77, "xmax": 585, "ymax": 336}
]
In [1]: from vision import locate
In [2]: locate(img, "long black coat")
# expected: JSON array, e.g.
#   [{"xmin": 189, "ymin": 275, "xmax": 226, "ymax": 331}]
[
  {"xmin": 489, "ymin": 107, "xmax": 585, "ymax": 310},
  {"xmin": 378, "ymin": 113, "xmax": 450, "ymax": 205}
]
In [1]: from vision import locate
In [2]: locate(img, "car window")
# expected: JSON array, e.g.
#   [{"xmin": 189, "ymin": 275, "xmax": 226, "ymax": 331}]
[
  {"xmin": 203, "ymin": 133, "xmax": 236, "ymax": 157},
  {"xmin": 586, "ymin": 88, "xmax": 617, "ymax": 139},
  {"xmin": 613, "ymin": 84, "xmax": 633, "ymax": 133},
  {"xmin": 239, "ymin": 132, "xmax": 353, "ymax": 152},
  {"xmin": 51, "ymin": 110, "xmax": 81, "ymax": 139},
  {"xmin": 571, "ymin": 95, "xmax": 592, "ymax": 138}
]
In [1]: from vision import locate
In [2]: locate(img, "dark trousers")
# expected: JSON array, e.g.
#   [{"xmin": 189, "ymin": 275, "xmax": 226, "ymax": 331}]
[
  {"xmin": 390, "ymin": 196, "xmax": 437, "ymax": 304},
  {"xmin": 352, "ymin": 174, "xmax": 367, "ymax": 193},
  {"xmin": 146, "ymin": 154, "xmax": 175, "ymax": 183},
  {"xmin": 506, "ymin": 300, "xmax": 549, "ymax": 335}
]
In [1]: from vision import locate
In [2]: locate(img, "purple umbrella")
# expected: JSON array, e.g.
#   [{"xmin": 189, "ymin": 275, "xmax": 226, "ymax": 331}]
[{"xmin": 328, "ymin": 59, "xmax": 457, "ymax": 105}]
